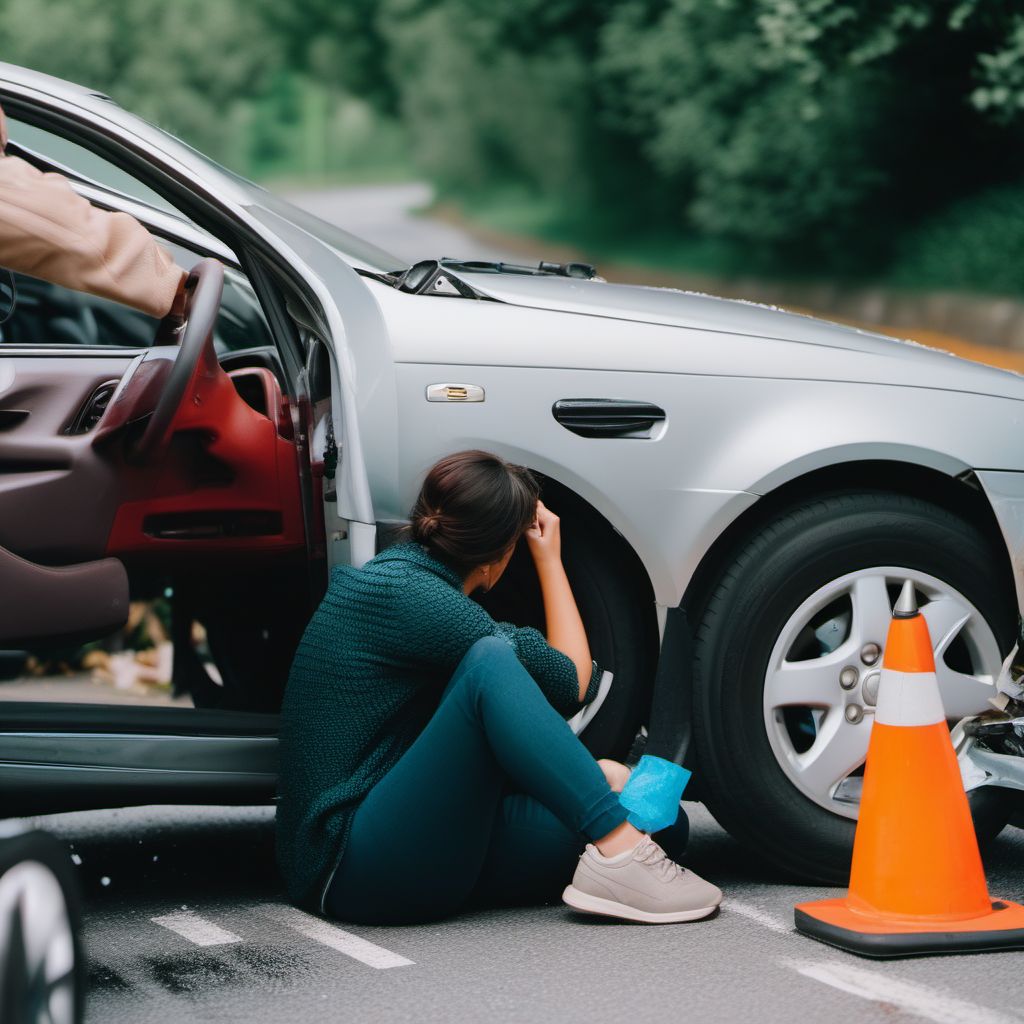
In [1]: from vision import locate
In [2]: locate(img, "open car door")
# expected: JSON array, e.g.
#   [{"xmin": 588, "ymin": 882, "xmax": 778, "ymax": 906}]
[{"xmin": 0, "ymin": 125, "xmax": 307, "ymax": 651}]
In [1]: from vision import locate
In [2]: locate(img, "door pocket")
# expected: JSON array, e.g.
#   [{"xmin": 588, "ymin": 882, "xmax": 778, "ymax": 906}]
[{"xmin": 0, "ymin": 544, "xmax": 128, "ymax": 646}]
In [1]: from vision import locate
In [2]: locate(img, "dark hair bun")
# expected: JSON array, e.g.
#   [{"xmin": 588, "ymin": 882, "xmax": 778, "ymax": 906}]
[
  {"xmin": 413, "ymin": 511, "xmax": 442, "ymax": 542},
  {"xmin": 405, "ymin": 450, "xmax": 540, "ymax": 576}
]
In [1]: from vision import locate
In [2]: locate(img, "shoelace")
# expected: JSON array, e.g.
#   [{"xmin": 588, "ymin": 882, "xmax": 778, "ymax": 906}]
[{"xmin": 633, "ymin": 837, "xmax": 685, "ymax": 882}]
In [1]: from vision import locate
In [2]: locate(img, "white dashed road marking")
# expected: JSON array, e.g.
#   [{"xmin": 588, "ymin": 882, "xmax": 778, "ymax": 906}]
[
  {"xmin": 787, "ymin": 960, "xmax": 1018, "ymax": 1024},
  {"xmin": 261, "ymin": 904, "xmax": 415, "ymax": 970},
  {"xmin": 151, "ymin": 910, "xmax": 242, "ymax": 947},
  {"xmin": 721, "ymin": 899, "xmax": 791, "ymax": 934},
  {"xmin": 722, "ymin": 899, "xmax": 1015, "ymax": 1024}
]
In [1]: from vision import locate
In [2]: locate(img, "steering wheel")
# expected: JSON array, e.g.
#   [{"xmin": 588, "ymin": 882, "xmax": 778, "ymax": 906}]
[{"xmin": 130, "ymin": 258, "xmax": 224, "ymax": 463}]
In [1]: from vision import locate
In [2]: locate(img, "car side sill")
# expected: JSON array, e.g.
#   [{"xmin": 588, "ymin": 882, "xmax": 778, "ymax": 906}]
[
  {"xmin": 0, "ymin": 702, "xmax": 279, "ymax": 736},
  {"xmin": 0, "ymin": 731, "xmax": 278, "ymax": 815}
]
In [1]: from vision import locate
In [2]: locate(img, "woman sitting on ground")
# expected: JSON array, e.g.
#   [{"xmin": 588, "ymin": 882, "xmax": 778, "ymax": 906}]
[{"xmin": 276, "ymin": 449, "xmax": 722, "ymax": 924}]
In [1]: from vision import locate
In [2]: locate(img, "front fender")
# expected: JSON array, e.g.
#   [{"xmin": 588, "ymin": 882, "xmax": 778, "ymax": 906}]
[
  {"xmin": 747, "ymin": 441, "xmax": 969, "ymax": 496},
  {"xmin": 976, "ymin": 470, "xmax": 1024, "ymax": 615}
]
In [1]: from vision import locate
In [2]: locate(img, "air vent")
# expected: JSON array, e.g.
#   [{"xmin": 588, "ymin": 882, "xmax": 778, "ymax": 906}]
[{"xmin": 66, "ymin": 380, "xmax": 119, "ymax": 435}]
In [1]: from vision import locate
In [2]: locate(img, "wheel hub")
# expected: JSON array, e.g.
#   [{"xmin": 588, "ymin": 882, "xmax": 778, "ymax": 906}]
[{"xmin": 762, "ymin": 566, "xmax": 1001, "ymax": 819}]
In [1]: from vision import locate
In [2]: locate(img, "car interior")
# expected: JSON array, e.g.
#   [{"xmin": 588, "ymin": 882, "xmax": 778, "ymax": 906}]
[{"xmin": 0, "ymin": 112, "xmax": 337, "ymax": 811}]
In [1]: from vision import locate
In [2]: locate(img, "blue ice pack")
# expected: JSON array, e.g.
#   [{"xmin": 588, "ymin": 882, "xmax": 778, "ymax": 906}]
[{"xmin": 618, "ymin": 755, "xmax": 692, "ymax": 833}]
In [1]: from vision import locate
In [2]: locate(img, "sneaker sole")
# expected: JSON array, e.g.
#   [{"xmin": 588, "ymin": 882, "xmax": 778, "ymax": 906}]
[{"xmin": 561, "ymin": 885, "xmax": 720, "ymax": 924}]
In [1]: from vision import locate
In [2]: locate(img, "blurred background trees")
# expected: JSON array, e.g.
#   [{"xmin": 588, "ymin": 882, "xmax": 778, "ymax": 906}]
[
  {"xmin": 2, "ymin": 0, "xmax": 1024, "ymax": 290},
  {"xmin": 0, "ymin": 0, "xmax": 413, "ymax": 184}
]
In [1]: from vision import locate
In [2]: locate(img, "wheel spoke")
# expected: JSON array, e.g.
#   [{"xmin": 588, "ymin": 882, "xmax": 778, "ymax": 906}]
[
  {"xmin": 935, "ymin": 663, "xmax": 996, "ymax": 719},
  {"xmin": 920, "ymin": 596, "xmax": 971, "ymax": 657},
  {"xmin": 46, "ymin": 976, "xmax": 75, "ymax": 1024},
  {"xmin": 850, "ymin": 574, "xmax": 893, "ymax": 648},
  {"xmin": 765, "ymin": 648, "xmax": 851, "ymax": 710},
  {"xmin": 794, "ymin": 710, "xmax": 873, "ymax": 803}
]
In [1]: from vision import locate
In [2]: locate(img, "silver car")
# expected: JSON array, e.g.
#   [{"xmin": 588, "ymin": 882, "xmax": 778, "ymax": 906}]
[{"xmin": 2, "ymin": 63, "xmax": 1022, "ymax": 884}]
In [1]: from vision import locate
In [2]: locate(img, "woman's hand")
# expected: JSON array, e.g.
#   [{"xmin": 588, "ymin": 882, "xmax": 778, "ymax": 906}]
[
  {"xmin": 527, "ymin": 498, "xmax": 591, "ymax": 698},
  {"xmin": 598, "ymin": 758, "xmax": 632, "ymax": 793},
  {"xmin": 525, "ymin": 499, "xmax": 561, "ymax": 566}
]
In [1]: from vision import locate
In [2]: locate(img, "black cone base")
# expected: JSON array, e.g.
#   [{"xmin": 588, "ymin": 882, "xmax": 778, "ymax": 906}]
[{"xmin": 795, "ymin": 907, "xmax": 1024, "ymax": 959}]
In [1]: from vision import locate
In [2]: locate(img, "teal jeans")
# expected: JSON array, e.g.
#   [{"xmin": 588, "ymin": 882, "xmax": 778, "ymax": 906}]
[{"xmin": 325, "ymin": 636, "xmax": 689, "ymax": 924}]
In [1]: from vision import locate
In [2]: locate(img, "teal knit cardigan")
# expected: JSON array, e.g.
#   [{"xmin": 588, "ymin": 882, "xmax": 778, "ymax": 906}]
[{"xmin": 275, "ymin": 540, "xmax": 603, "ymax": 911}]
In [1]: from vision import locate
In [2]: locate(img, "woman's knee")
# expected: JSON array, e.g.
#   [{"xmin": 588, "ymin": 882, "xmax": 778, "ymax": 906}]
[
  {"xmin": 449, "ymin": 635, "xmax": 524, "ymax": 693},
  {"xmin": 463, "ymin": 635, "xmax": 516, "ymax": 666}
]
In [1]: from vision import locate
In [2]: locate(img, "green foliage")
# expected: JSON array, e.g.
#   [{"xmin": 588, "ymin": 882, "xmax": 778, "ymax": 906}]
[
  {"xmin": 0, "ymin": 0, "xmax": 277, "ymax": 163},
  {"xmin": 890, "ymin": 182, "xmax": 1024, "ymax": 295},
  {"xmin": 254, "ymin": 0, "xmax": 399, "ymax": 114},
  {"xmin": 270, "ymin": 0, "xmax": 1024, "ymax": 281},
  {"xmin": 0, "ymin": 0, "xmax": 413, "ymax": 182},
  {"xmin": 3, "ymin": 0, "xmax": 1024, "ymax": 290}
]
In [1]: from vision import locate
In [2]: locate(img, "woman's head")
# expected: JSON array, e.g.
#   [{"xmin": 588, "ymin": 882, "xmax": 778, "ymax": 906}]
[{"xmin": 407, "ymin": 450, "xmax": 540, "ymax": 579}]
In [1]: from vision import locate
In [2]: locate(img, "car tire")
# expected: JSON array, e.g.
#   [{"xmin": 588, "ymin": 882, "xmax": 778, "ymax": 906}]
[
  {"xmin": 476, "ymin": 518, "xmax": 656, "ymax": 760},
  {"xmin": 692, "ymin": 491, "xmax": 1016, "ymax": 885},
  {"xmin": 0, "ymin": 830, "xmax": 83, "ymax": 1024},
  {"xmin": 561, "ymin": 526, "xmax": 657, "ymax": 759}
]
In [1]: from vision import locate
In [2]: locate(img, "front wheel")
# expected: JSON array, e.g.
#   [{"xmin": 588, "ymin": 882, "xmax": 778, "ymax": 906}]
[
  {"xmin": 0, "ymin": 830, "xmax": 83, "ymax": 1024},
  {"xmin": 693, "ymin": 491, "xmax": 1016, "ymax": 884}
]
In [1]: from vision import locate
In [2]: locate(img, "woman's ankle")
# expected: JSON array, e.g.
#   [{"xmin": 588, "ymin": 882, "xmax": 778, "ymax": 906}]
[{"xmin": 593, "ymin": 820, "xmax": 644, "ymax": 858}]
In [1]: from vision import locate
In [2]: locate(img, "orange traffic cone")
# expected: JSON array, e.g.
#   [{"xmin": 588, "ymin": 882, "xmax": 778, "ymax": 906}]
[{"xmin": 795, "ymin": 580, "xmax": 1024, "ymax": 957}]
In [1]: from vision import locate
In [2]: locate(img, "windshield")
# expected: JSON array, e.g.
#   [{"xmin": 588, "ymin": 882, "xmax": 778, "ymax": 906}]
[
  {"xmin": 5, "ymin": 80, "xmax": 406, "ymax": 275},
  {"xmin": 247, "ymin": 189, "xmax": 406, "ymax": 275},
  {"xmin": 137, "ymin": 116, "xmax": 407, "ymax": 273}
]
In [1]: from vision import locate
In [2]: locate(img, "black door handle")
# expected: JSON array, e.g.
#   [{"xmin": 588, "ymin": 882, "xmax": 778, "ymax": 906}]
[{"xmin": 552, "ymin": 399, "xmax": 666, "ymax": 438}]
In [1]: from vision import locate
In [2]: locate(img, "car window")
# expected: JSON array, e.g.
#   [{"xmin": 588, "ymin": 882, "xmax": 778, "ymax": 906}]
[
  {"xmin": 7, "ymin": 117, "xmax": 178, "ymax": 215},
  {"xmin": 0, "ymin": 259, "xmax": 274, "ymax": 355},
  {"xmin": 0, "ymin": 118, "xmax": 274, "ymax": 353}
]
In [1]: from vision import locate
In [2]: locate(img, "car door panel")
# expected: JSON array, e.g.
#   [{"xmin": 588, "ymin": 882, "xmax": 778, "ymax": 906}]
[
  {"xmin": 0, "ymin": 543, "xmax": 127, "ymax": 646},
  {"xmin": 0, "ymin": 352, "xmax": 135, "ymax": 644},
  {"xmin": 0, "ymin": 353, "xmax": 135, "ymax": 564},
  {"xmin": 1, "ymin": 338, "xmax": 306, "ymax": 648}
]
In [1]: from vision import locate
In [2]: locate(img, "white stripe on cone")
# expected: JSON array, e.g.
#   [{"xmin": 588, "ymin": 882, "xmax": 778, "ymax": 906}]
[{"xmin": 874, "ymin": 668, "xmax": 946, "ymax": 727}]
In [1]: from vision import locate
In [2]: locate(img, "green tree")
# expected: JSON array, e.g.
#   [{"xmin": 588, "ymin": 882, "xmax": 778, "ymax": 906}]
[
  {"xmin": 0, "ymin": 0, "xmax": 283, "ymax": 166},
  {"xmin": 267, "ymin": 0, "xmax": 1024, "ymax": 272}
]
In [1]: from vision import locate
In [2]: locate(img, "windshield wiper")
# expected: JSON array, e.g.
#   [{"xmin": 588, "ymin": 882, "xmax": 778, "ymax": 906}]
[
  {"xmin": 359, "ymin": 256, "xmax": 602, "ymax": 296},
  {"xmin": 440, "ymin": 258, "xmax": 599, "ymax": 280}
]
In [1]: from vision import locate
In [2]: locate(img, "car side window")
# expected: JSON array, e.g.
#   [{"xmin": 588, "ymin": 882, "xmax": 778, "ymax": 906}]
[
  {"xmin": 0, "ymin": 118, "xmax": 273, "ymax": 352},
  {"xmin": 7, "ymin": 117, "xmax": 177, "ymax": 214},
  {"xmin": 0, "ymin": 263, "xmax": 274, "ymax": 354},
  {"xmin": 0, "ymin": 270, "xmax": 154, "ymax": 347}
]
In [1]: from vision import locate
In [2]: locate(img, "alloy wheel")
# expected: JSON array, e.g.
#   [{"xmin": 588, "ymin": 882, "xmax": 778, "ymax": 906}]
[
  {"xmin": 762, "ymin": 566, "xmax": 1002, "ymax": 819},
  {"xmin": 0, "ymin": 861, "xmax": 76, "ymax": 1024}
]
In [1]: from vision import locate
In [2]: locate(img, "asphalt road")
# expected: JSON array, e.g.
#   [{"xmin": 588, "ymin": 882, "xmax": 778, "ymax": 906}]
[
  {"xmin": 12, "ymin": 802, "xmax": 1024, "ymax": 1024},
  {"xmin": 11, "ymin": 187, "xmax": 1024, "ymax": 1023},
  {"xmin": 283, "ymin": 182, "xmax": 523, "ymax": 266}
]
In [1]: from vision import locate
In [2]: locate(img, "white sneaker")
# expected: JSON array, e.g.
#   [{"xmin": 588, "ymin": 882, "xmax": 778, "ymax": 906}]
[{"xmin": 562, "ymin": 834, "xmax": 722, "ymax": 924}]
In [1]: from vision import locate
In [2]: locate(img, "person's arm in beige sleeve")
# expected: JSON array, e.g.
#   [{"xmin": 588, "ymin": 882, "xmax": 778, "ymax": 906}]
[{"xmin": 0, "ymin": 105, "xmax": 187, "ymax": 319}]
